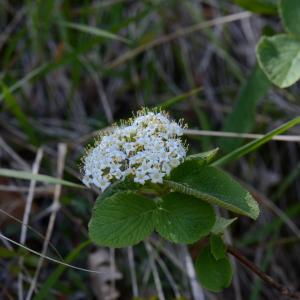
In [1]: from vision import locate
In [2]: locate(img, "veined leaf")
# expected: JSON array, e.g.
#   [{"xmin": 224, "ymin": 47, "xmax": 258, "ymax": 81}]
[
  {"xmin": 165, "ymin": 162, "xmax": 259, "ymax": 219},
  {"xmin": 89, "ymin": 192, "xmax": 156, "ymax": 248},
  {"xmin": 196, "ymin": 246, "xmax": 232, "ymax": 292},
  {"xmin": 280, "ymin": 0, "xmax": 300, "ymax": 38},
  {"xmin": 155, "ymin": 193, "xmax": 215, "ymax": 244},
  {"xmin": 0, "ymin": 168, "xmax": 84, "ymax": 188},
  {"xmin": 256, "ymin": 34, "xmax": 300, "ymax": 88}
]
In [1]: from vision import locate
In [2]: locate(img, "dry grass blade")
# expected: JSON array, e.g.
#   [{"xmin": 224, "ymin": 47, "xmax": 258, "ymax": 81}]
[
  {"xmin": 0, "ymin": 233, "xmax": 104, "ymax": 274},
  {"xmin": 18, "ymin": 148, "xmax": 43, "ymax": 300},
  {"xmin": 0, "ymin": 168, "xmax": 84, "ymax": 188},
  {"xmin": 106, "ymin": 11, "xmax": 251, "ymax": 69},
  {"xmin": 145, "ymin": 241, "xmax": 165, "ymax": 300},
  {"xmin": 181, "ymin": 245, "xmax": 205, "ymax": 300},
  {"xmin": 127, "ymin": 247, "xmax": 138, "ymax": 298},
  {"xmin": 26, "ymin": 144, "xmax": 67, "ymax": 300},
  {"xmin": 0, "ymin": 136, "xmax": 30, "ymax": 170}
]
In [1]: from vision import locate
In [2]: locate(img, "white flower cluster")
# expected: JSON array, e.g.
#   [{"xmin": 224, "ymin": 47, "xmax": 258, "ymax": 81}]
[{"xmin": 82, "ymin": 110, "xmax": 187, "ymax": 191}]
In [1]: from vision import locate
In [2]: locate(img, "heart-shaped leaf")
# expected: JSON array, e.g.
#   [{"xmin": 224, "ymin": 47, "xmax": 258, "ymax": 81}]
[
  {"xmin": 256, "ymin": 34, "xmax": 300, "ymax": 88},
  {"xmin": 196, "ymin": 246, "xmax": 232, "ymax": 292},
  {"xmin": 165, "ymin": 161, "xmax": 259, "ymax": 219},
  {"xmin": 155, "ymin": 193, "xmax": 215, "ymax": 244},
  {"xmin": 89, "ymin": 191, "xmax": 156, "ymax": 247}
]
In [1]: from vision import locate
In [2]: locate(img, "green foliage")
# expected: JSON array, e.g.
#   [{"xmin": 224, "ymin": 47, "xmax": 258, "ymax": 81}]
[
  {"xmin": 185, "ymin": 148, "xmax": 219, "ymax": 164},
  {"xmin": 89, "ymin": 192, "xmax": 156, "ymax": 248},
  {"xmin": 31, "ymin": 0, "xmax": 55, "ymax": 51},
  {"xmin": 210, "ymin": 235, "xmax": 227, "ymax": 260},
  {"xmin": 280, "ymin": 0, "xmax": 300, "ymax": 37},
  {"xmin": 88, "ymin": 153, "xmax": 258, "ymax": 251},
  {"xmin": 256, "ymin": 0, "xmax": 300, "ymax": 87},
  {"xmin": 256, "ymin": 35, "xmax": 300, "ymax": 88},
  {"xmin": 196, "ymin": 246, "xmax": 233, "ymax": 292},
  {"xmin": 155, "ymin": 193, "xmax": 215, "ymax": 244},
  {"xmin": 89, "ymin": 191, "xmax": 215, "ymax": 247},
  {"xmin": 211, "ymin": 217, "xmax": 237, "ymax": 235},
  {"xmin": 213, "ymin": 116, "xmax": 300, "ymax": 167},
  {"xmin": 234, "ymin": 0, "xmax": 278, "ymax": 15},
  {"xmin": 220, "ymin": 64, "xmax": 270, "ymax": 153},
  {"xmin": 166, "ymin": 161, "xmax": 259, "ymax": 219},
  {"xmin": 3, "ymin": 0, "xmax": 300, "ymax": 297}
]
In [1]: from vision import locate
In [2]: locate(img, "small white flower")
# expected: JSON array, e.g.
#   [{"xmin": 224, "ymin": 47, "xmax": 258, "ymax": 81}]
[
  {"xmin": 149, "ymin": 169, "xmax": 165, "ymax": 183},
  {"xmin": 134, "ymin": 171, "xmax": 149, "ymax": 184},
  {"xmin": 81, "ymin": 109, "xmax": 187, "ymax": 191}
]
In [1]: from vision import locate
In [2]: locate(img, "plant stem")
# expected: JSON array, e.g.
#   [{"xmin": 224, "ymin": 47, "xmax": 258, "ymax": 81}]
[{"xmin": 227, "ymin": 245, "xmax": 300, "ymax": 300}]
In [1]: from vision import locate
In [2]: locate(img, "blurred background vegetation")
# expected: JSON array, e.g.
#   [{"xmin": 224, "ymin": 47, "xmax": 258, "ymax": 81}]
[{"xmin": 0, "ymin": 0, "xmax": 300, "ymax": 299}]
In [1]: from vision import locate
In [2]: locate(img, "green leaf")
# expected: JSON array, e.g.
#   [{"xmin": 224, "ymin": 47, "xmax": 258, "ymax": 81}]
[
  {"xmin": 211, "ymin": 217, "xmax": 237, "ymax": 235},
  {"xmin": 186, "ymin": 148, "xmax": 219, "ymax": 164},
  {"xmin": 196, "ymin": 246, "xmax": 232, "ymax": 292},
  {"xmin": 155, "ymin": 193, "xmax": 215, "ymax": 244},
  {"xmin": 0, "ymin": 168, "xmax": 84, "ymax": 188},
  {"xmin": 166, "ymin": 162, "xmax": 259, "ymax": 219},
  {"xmin": 234, "ymin": 0, "xmax": 278, "ymax": 15},
  {"xmin": 280, "ymin": 0, "xmax": 300, "ymax": 37},
  {"xmin": 256, "ymin": 34, "xmax": 300, "ymax": 88},
  {"xmin": 213, "ymin": 116, "xmax": 300, "ymax": 167},
  {"xmin": 60, "ymin": 21, "xmax": 130, "ymax": 43},
  {"xmin": 89, "ymin": 192, "xmax": 156, "ymax": 248},
  {"xmin": 220, "ymin": 64, "xmax": 270, "ymax": 152},
  {"xmin": 210, "ymin": 235, "xmax": 227, "ymax": 260}
]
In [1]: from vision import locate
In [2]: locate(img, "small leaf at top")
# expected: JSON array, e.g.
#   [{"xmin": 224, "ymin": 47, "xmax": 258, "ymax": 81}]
[
  {"xmin": 210, "ymin": 235, "xmax": 227, "ymax": 260},
  {"xmin": 280, "ymin": 0, "xmax": 300, "ymax": 38},
  {"xmin": 211, "ymin": 217, "xmax": 237, "ymax": 235},
  {"xmin": 155, "ymin": 193, "xmax": 215, "ymax": 244},
  {"xmin": 256, "ymin": 34, "xmax": 300, "ymax": 88},
  {"xmin": 196, "ymin": 245, "xmax": 233, "ymax": 292},
  {"xmin": 166, "ymin": 162, "xmax": 259, "ymax": 220},
  {"xmin": 185, "ymin": 148, "xmax": 219, "ymax": 164},
  {"xmin": 89, "ymin": 191, "xmax": 156, "ymax": 248}
]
